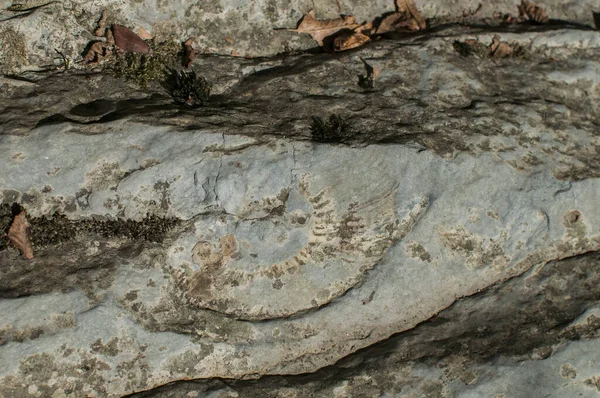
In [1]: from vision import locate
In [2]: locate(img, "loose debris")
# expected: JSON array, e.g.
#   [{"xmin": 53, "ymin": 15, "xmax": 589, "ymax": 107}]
[
  {"xmin": 358, "ymin": 57, "xmax": 380, "ymax": 89},
  {"xmin": 169, "ymin": 69, "xmax": 211, "ymax": 107},
  {"xmin": 281, "ymin": 0, "xmax": 426, "ymax": 52},
  {"xmin": 494, "ymin": 0, "xmax": 549, "ymax": 24},
  {"xmin": 7, "ymin": 210, "xmax": 34, "ymax": 260},
  {"xmin": 453, "ymin": 36, "xmax": 523, "ymax": 59},
  {"xmin": 183, "ymin": 37, "xmax": 198, "ymax": 68},
  {"xmin": 489, "ymin": 35, "xmax": 514, "ymax": 58},
  {"xmin": 333, "ymin": 30, "xmax": 370, "ymax": 51},
  {"xmin": 518, "ymin": 0, "xmax": 549, "ymax": 24},
  {"xmin": 82, "ymin": 10, "xmax": 115, "ymax": 66},
  {"xmin": 136, "ymin": 27, "xmax": 153, "ymax": 40},
  {"xmin": 93, "ymin": 10, "xmax": 108, "ymax": 37},
  {"xmin": 285, "ymin": 9, "xmax": 361, "ymax": 49},
  {"xmin": 395, "ymin": 0, "xmax": 427, "ymax": 30}
]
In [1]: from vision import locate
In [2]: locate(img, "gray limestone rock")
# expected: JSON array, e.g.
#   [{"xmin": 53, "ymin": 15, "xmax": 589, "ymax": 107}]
[{"xmin": 1, "ymin": 2, "xmax": 600, "ymax": 397}]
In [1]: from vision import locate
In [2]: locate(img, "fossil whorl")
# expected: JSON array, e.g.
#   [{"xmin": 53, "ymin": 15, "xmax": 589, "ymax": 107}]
[{"xmin": 169, "ymin": 175, "xmax": 429, "ymax": 321}]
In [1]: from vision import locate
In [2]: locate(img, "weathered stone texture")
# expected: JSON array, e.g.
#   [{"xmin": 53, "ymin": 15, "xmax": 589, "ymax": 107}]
[{"xmin": 1, "ymin": 1, "xmax": 600, "ymax": 397}]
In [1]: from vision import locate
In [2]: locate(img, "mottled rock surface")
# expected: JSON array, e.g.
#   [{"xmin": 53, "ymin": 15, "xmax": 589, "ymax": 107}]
[{"xmin": 1, "ymin": 0, "xmax": 600, "ymax": 397}]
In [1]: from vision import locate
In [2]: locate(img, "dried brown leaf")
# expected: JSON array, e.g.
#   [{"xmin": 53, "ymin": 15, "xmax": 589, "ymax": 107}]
[
  {"xmin": 112, "ymin": 24, "xmax": 150, "ymax": 54},
  {"xmin": 82, "ymin": 41, "xmax": 111, "ymax": 65},
  {"xmin": 493, "ymin": 11, "xmax": 518, "ymax": 24},
  {"xmin": 489, "ymin": 35, "xmax": 514, "ymax": 58},
  {"xmin": 289, "ymin": 9, "xmax": 360, "ymax": 46},
  {"xmin": 94, "ymin": 10, "xmax": 108, "ymax": 37},
  {"xmin": 395, "ymin": 0, "xmax": 426, "ymax": 30},
  {"xmin": 355, "ymin": 21, "xmax": 374, "ymax": 35},
  {"xmin": 136, "ymin": 27, "xmax": 153, "ymax": 40},
  {"xmin": 518, "ymin": 0, "xmax": 549, "ymax": 23},
  {"xmin": 358, "ymin": 57, "xmax": 381, "ymax": 88},
  {"xmin": 333, "ymin": 30, "xmax": 370, "ymax": 51},
  {"xmin": 183, "ymin": 37, "xmax": 198, "ymax": 68},
  {"xmin": 8, "ymin": 211, "xmax": 34, "ymax": 260},
  {"xmin": 376, "ymin": 12, "xmax": 409, "ymax": 34}
]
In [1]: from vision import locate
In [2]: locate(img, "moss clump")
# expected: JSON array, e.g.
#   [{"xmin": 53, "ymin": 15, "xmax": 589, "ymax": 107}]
[
  {"xmin": 452, "ymin": 40, "xmax": 489, "ymax": 58},
  {"xmin": 309, "ymin": 114, "xmax": 352, "ymax": 143},
  {"xmin": 27, "ymin": 213, "xmax": 180, "ymax": 248},
  {"xmin": 168, "ymin": 69, "xmax": 211, "ymax": 107},
  {"xmin": 0, "ymin": 203, "xmax": 14, "ymax": 251},
  {"xmin": 111, "ymin": 39, "xmax": 182, "ymax": 87}
]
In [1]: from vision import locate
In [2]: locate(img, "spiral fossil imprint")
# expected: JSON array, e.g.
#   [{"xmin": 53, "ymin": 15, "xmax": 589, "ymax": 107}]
[{"xmin": 171, "ymin": 177, "xmax": 429, "ymax": 321}]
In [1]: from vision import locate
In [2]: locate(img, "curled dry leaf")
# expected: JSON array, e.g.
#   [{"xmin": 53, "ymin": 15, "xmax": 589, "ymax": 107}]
[
  {"xmin": 358, "ymin": 58, "xmax": 380, "ymax": 89},
  {"xmin": 94, "ymin": 10, "xmax": 108, "ymax": 37},
  {"xmin": 395, "ymin": 0, "xmax": 426, "ymax": 30},
  {"xmin": 136, "ymin": 27, "xmax": 153, "ymax": 40},
  {"xmin": 8, "ymin": 211, "xmax": 34, "ymax": 260},
  {"xmin": 489, "ymin": 35, "xmax": 514, "ymax": 58},
  {"xmin": 112, "ymin": 24, "xmax": 151, "ymax": 54},
  {"xmin": 518, "ymin": 0, "xmax": 549, "ymax": 24},
  {"xmin": 83, "ymin": 41, "xmax": 112, "ymax": 65},
  {"xmin": 183, "ymin": 37, "xmax": 198, "ymax": 68},
  {"xmin": 376, "ymin": 12, "xmax": 420, "ymax": 34},
  {"xmin": 493, "ymin": 11, "xmax": 518, "ymax": 24},
  {"xmin": 287, "ymin": 9, "xmax": 360, "ymax": 47},
  {"xmin": 333, "ymin": 30, "xmax": 370, "ymax": 51}
]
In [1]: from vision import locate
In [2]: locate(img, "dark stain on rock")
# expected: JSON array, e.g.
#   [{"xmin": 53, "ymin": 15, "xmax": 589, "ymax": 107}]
[{"xmin": 0, "ymin": 239, "xmax": 120, "ymax": 299}]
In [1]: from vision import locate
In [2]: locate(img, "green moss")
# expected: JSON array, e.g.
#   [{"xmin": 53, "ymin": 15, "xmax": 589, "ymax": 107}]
[
  {"xmin": 0, "ymin": 203, "xmax": 13, "ymax": 251},
  {"xmin": 110, "ymin": 39, "xmax": 182, "ymax": 87},
  {"xmin": 28, "ymin": 213, "xmax": 180, "ymax": 247},
  {"xmin": 453, "ymin": 39, "xmax": 528, "ymax": 59},
  {"xmin": 309, "ymin": 114, "xmax": 353, "ymax": 143},
  {"xmin": 452, "ymin": 40, "xmax": 489, "ymax": 58}
]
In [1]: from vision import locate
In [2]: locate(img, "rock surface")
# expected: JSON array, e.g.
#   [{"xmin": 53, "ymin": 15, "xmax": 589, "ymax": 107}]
[{"xmin": 1, "ymin": 1, "xmax": 600, "ymax": 397}]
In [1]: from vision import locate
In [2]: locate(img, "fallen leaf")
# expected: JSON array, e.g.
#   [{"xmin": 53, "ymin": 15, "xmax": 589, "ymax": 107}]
[
  {"xmin": 183, "ymin": 37, "xmax": 198, "ymax": 68},
  {"xmin": 358, "ymin": 58, "xmax": 380, "ymax": 88},
  {"xmin": 94, "ymin": 10, "xmax": 108, "ymax": 37},
  {"xmin": 333, "ymin": 30, "xmax": 370, "ymax": 51},
  {"xmin": 136, "ymin": 27, "xmax": 153, "ymax": 40},
  {"xmin": 396, "ymin": 0, "xmax": 426, "ymax": 30},
  {"xmin": 489, "ymin": 35, "xmax": 513, "ymax": 58},
  {"xmin": 224, "ymin": 36, "xmax": 233, "ymax": 44},
  {"xmin": 7, "ymin": 211, "xmax": 34, "ymax": 260},
  {"xmin": 376, "ymin": 12, "xmax": 417, "ymax": 34},
  {"xmin": 493, "ymin": 11, "xmax": 518, "ymax": 24},
  {"xmin": 288, "ymin": 9, "xmax": 360, "ymax": 47},
  {"xmin": 518, "ymin": 0, "xmax": 549, "ymax": 23},
  {"xmin": 82, "ymin": 41, "xmax": 111, "ymax": 65},
  {"xmin": 112, "ymin": 24, "xmax": 151, "ymax": 54},
  {"xmin": 105, "ymin": 28, "xmax": 114, "ymax": 45}
]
